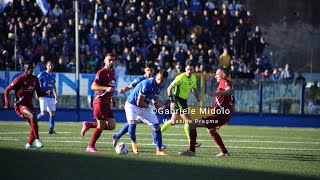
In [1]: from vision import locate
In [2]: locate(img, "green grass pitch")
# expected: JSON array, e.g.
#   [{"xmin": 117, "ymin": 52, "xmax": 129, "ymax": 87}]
[{"xmin": 0, "ymin": 122, "xmax": 319, "ymax": 180}]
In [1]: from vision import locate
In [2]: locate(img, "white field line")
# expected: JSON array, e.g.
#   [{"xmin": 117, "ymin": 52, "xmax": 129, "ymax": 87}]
[
  {"xmin": 0, "ymin": 131, "xmax": 318, "ymax": 141},
  {"xmin": 1, "ymin": 122, "xmax": 319, "ymax": 131},
  {"xmin": 0, "ymin": 137, "xmax": 319, "ymax": 151},
  {"xmin": 36, "ymin": 136, "xmax": 320, "ymax": 145},
  {"xmin": 0, "ymin": 137, "xmax": 19, "ymax": 141}
]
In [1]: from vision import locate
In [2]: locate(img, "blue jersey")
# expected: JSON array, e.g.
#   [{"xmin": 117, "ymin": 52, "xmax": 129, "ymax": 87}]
[
  {"xmin": 37, "ymin": 71, "xmax": 56, "ymax": 98},
  {"xmin": 130, "ymin": 75, "xmax": 149, "ymax": 88},
  {"xmin": 127, "ymin": 77, "xmax": 164, "ymax": 106}
]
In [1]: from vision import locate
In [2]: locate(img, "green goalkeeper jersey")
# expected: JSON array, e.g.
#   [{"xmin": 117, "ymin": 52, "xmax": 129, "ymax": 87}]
[{"xmin": 170, "ymin": 73, "xmax": 197, "ymax": 100}]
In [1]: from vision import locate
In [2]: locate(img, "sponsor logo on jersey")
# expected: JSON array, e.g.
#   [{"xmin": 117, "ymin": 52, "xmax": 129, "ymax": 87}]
[
  {"xmin": 109, "ymin": 80, "xmax": 116, "ymax": 87},
  {"xmin": 25, "ymin": 86, "xmax": 35, "ymax": 92}
]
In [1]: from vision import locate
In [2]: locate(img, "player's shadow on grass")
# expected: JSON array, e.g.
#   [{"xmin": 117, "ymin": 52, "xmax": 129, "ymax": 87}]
[{"xmin": 0, "ymin": 148, "xmax": 316, "ymax": 180}]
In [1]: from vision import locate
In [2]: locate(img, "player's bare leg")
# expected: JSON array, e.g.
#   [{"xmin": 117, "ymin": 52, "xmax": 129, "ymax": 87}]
[
  {"xmin": 104, "ymin": 118, "xmax": 116, "ymax": 130},
  {"xmin": 82, "ymin": 118, "xmax": 115, "ymax": 136}
]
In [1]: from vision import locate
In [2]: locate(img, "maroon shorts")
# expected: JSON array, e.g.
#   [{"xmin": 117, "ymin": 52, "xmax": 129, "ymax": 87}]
[
  {"xmin": 93, "ymin": 102, "xmax": 114, "ymax": 120},
  {"xmin": 202, "ymin": 114, "xmax": 231, "ymax": 130},
  {"xmin": 14, "ymin": 105, "xmax": 35, "ymax": 119}
]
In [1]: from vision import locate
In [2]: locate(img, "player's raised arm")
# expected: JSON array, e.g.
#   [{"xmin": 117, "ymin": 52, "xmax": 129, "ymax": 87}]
[
  {"xmin": 118, "ymin": 84, "xmax": 133, "ymax": 94},
  {"xmin": 206, "ymin": 85, "xmax": 233, "ymax": 97}
]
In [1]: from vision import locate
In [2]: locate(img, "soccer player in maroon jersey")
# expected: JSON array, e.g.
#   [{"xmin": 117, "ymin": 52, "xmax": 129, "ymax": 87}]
[
  {"xmin": 179, "ymin": 67, "xmax": 235, "ymax": 156},
  {"xmin": 83, "ymin": 53, "xmax": 117, "ymax": 152},
  {"xmin": 4, "ymin": 61, "xmax": 50, "ymax": 149}
]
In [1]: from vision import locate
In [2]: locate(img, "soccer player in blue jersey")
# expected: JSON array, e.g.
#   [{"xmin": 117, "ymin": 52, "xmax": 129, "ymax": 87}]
[
  {"xmin": 125, "ymin": 70, "xmax": 168, "ymax": 155},
  {"xmin": 112, "ymin": 62, "xmax": 156, "ymax": 145},
  {"xmin": 36, "ymin": 61, "xmax": 58, "ymax": 134}
]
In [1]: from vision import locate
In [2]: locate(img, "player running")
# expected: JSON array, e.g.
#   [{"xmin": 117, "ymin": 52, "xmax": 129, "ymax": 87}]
[
  {"xmin": 83, "ymin": 54, "xmax": 117, "ymax": 152},
  {"xmin": 4, "ymin": 61, "xmax": 50, "ymax": 149}
]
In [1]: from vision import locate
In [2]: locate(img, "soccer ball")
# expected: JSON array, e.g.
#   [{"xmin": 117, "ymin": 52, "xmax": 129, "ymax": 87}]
[{"xmin": 115, "ymin": 142, "xmax": 128, "ymax": 155}]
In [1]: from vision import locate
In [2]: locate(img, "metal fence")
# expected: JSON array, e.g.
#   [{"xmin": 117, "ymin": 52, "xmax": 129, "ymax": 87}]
[{"xmin": 1, "ymin": 77, "xmax": 319, "ymax": 115}]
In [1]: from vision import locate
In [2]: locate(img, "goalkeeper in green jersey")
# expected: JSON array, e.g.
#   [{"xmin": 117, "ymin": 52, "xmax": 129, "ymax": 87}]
[{"xmin": 161, "ymin": 63, "xmax": 201, "ymax": 147}]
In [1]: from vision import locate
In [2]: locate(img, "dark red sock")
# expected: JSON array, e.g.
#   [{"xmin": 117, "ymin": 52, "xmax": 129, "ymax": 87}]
[
  {"xmin": 189, "ymin": 129, "xmax": 197, "ymax": 152},
  {"xmin": 89, "ymin": 128, "xmax": 102, "ymax": 147},
  {"xmin": 89, "ymin": 122, "xmax": 98, "ymax": 128},
  {"xmin": 26, "ymin": 118, "xmax": 34, "ymax": 144},
  {"xmin": 27, "ymin": 128, "xmax": 35, "ymax": 145},
  {"xmin": 210, "ymin": 132, "xmax": 227, "ymax": 153},
  {"xmin": 30, "ymin": 119, "xmax": 39, "ymax": 139}
]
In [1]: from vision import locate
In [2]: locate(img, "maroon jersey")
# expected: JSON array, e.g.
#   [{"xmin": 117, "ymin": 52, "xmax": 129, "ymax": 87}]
[
  {"xmin": 93, "ymin": 68, "xmax": 116, "ymax": 103},
  {"xmin": 4, "ymin": 74, "xmax": 46, "ymax": 108},
  {"xmin": 214, "ymin": 78, "xmax": 235, "ymax": 110}
]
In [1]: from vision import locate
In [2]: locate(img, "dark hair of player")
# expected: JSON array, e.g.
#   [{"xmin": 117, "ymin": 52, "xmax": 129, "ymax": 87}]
[
  {"xmin": 24, "ymin": 61, "xmax": 33, "ymax": 68},
  {"xmin": 157, "ymin": 70, "xmax": 169, "ymax": 78},
  {"xmin": 146, "ymin": 61, "xmax": 155, "ymax": 69}
]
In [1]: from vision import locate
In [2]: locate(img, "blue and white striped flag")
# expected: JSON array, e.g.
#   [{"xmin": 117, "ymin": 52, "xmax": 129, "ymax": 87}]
[
  {"xmin": 0, "ymin": 0, "xmax": 12, "ymax": 14},
  {"xmin": 36, "ymin": 0, "xmax": 50, "ymax": 15}
]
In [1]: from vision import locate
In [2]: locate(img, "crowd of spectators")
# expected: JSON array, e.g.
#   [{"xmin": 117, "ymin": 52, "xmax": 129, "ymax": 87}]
[{"xmin": 0, "ymin": 0, "xmax": 296, "ymax": 82}]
